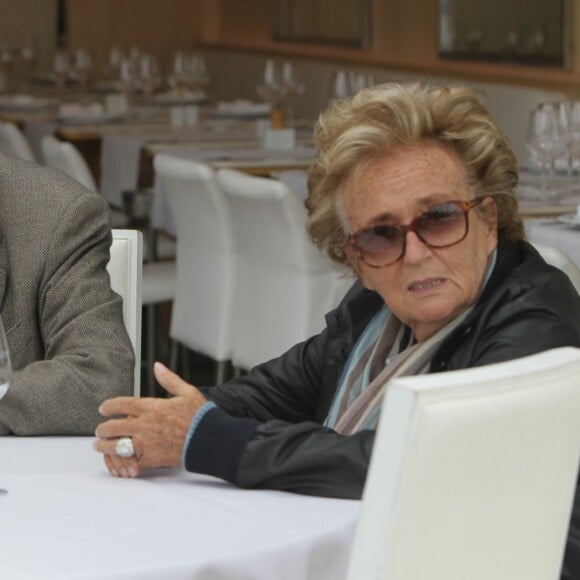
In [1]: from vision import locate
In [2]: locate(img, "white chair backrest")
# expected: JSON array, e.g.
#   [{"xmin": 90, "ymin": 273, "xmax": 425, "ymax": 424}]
[
  {"xmin": 347, "ymin": 347, "xmax": 580, "ymax": 580},
  {"xmin": 153, "ymin": 154, "xmax": 234, "ymax": 362},
  {"xmin": 217, "ymin": 168, "xmax": 343, "ymax": 368},
  {"xmin": 41, "ymin": 135, "xmax": 98, "ymax": 192},
  {"xmin": 107, "ymin": 229, "xmax": 143, "ymax": 396},
  {"xmin": 0, "ymin": 121, "xmax": 36, "ymax": 162},
  {"xmin": 533, "ymin": 243, "xmax": 580, "ymax": 293}
]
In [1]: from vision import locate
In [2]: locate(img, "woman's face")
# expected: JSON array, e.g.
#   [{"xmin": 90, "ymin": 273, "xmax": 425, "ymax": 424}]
[{"xmin": 342, "ymin": 143, "xmax": 498, "ymax": 342}]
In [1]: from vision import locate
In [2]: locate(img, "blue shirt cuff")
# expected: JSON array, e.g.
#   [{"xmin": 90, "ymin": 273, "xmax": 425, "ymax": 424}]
[{"xmin": 182, "ymin": 401, "xmax": 217, "ymax": 465}]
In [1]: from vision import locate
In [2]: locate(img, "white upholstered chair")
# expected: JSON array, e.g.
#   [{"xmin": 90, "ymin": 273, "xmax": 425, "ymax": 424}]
[
  {"xmin": 0, "ymin": 121, "xmax": 36, "ymax": 162},
  {"xmin": 42, "ymin": 134, "xmax": 98, "ymax": 191},
  {"xmin": 216, "ymin": 168, "xmax": 350, "ymax": 370},
  {"xmin": 347, "ymin": 347, "xmax": 580, "ymax": 580},
  {"xmin": 41, "ymin": 135, "xmax": 128, "ymax": 228},
  {"xmin": 107, "ymin": 229, "xmax": 143, "ymax": 395},
  {"xmin": 533, "ymin": 243, "xmax": 580, "ymax": 293},
  {"xmin": 154, "ymin": 154, "xmax": 235, "ymax": 383}
]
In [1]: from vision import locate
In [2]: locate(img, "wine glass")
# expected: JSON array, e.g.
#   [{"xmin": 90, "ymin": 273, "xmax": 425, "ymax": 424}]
[
  {"xmin": 525, "ymin": 104, "xmax": 562, "ymax": 195},
  {"xmin": 53, "ymin": 49, "xmax": 70, "ymax": 89},
  {"xmin": 554, "ymin": 100, "xmax": 573, "ymax": 176},
  {"xmin": 280, "ymin": 61, "xmax": 304, "ymax": 124},
  {"xmin": 568, "ymin": 101, "xmax": 580, "ymax": 176},
  {"xmin": 137, "ymin": 52, "xmax": 160, "ymax": 97},
  {"xmin": 257, "ymin": 59, "xmax": 283, "ymax": 106},
  {"xmin": 0, "ymin": 314, "xmax": 12, "ymax": 496}
]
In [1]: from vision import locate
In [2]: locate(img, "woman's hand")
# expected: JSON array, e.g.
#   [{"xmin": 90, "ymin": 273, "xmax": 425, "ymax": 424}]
[{"xmin": 93, "ymin": 362, "xmax": 207, "ymax": 477}]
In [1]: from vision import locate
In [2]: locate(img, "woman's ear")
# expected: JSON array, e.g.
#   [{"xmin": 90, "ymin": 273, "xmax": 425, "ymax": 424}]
[
  {"xmin": 345, "ymin": 244, "xmax": 375, "ymax": 290},
  {"xmin": 344, "ymin": 244, "xmax": 361, "ymax": 274}
]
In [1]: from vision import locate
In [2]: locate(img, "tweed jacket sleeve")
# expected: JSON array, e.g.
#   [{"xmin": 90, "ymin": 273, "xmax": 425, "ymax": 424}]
[{"xmin": 0, "ymin": 158, "xmax": 134, "ymax": 435}]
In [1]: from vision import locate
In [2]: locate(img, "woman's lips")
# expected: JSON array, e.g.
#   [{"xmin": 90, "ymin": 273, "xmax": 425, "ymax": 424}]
[{"xmin": 407, "ymin": 277, "xmax": 447, "ymax": 292}]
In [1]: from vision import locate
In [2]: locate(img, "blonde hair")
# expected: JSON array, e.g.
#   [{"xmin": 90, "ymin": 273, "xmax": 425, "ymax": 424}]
[{"xmin": 306, "ymin": 83, "xmax": 522, "ymax": 264}]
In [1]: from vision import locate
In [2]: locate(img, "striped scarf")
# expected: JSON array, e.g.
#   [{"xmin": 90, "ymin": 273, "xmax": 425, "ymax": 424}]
[
  {"xmin": 326, "ymin": 250, "xmax": 497, "ymax": 435},
  {"xmin": 325, "ymin": 305, "xmax": 472, "ymax": 435}
]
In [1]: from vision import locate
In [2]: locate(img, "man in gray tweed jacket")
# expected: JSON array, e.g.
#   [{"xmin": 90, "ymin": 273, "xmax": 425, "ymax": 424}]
[{"xmin": 0, "ymin": 152, "xmax": 134, "ymax": 435}]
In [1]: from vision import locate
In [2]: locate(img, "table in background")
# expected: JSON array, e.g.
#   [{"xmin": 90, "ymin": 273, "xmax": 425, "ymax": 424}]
[
  {"xmin": 0, "ymin": 437, "xmax": 358, "ymax": 580},
  {"xmin": 525, "ymin": 219, "xmax": 580, "ymax": 267}
]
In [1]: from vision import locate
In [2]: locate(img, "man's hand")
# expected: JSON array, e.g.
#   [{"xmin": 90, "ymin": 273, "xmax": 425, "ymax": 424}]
[{"xmin": 93, "ymin": 362, "xmax": 207, "ymax": 477}]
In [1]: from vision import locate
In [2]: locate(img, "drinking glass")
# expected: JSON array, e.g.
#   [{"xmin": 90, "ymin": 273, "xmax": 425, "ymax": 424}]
[
  {"xmin": 53, "ymin": 49, "xmax": 70, "ymax": 89},
  {"xmin": 72, "ymin": 48, "xmax": 92, "ymax": 88},
  {"xmin": 167, "ymin": 51, "xmax": 188, "ymax": 92},
  {"xmin": 257, "ymin": 59, "xmax": 283, "ymax": 104},
  {"xmin": 569, "ymin": 101, "xmax": 580, "ymax": 175},
  {"xmin": 280, "ymin": 61, "xmax": 304, "ymax": 123},
  {"xmin": 525, "ymin": 104, "xmax": 562, "ymax": 195},
  {"xmin": 555, "ymin": 100, "xmax": 573, "ymax": 176},
  {"xmin": 137, "ymin": 52, "xmax": 160, "ymax": 96},
  {"xmin": 0, "ymin": 314, "xmax": 12, "ymax": 496}
]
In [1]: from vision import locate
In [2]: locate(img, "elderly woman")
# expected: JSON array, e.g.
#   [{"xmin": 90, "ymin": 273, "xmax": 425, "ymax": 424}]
[{"xmin": 94, "ymin": 83, "xmax": 579, "ymax": 576}]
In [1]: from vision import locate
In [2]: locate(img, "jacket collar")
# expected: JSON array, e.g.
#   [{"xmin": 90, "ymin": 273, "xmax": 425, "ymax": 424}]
[{"xmin": 476, "ymin": 240, "xmax": 530, "ymax": 307}]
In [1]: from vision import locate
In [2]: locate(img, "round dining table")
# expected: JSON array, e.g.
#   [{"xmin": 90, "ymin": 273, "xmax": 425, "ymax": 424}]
[{"xmin": 0, "ymin": 437, "xmax": 359, "ymax": 580}]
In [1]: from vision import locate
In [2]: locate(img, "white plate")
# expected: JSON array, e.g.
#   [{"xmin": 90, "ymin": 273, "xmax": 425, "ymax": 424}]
[{"xmin": 556, "ymin": 214, "xmax": 580, "ymax": 229}]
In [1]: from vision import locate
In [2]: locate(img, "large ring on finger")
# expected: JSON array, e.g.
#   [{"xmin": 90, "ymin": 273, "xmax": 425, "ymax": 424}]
[{"xmin": 115, "ymin": 436, "xmax": 135, "ymax": 458}]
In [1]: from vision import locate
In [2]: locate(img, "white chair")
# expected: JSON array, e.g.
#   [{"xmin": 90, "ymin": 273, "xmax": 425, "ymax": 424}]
[
  {"xmin": 42, "ymin": 134, "xmax": 98, "ymax": 191},
  {"xmin": 41, "ymin": 135, "xmax": 129, "ymax": 228},
  {"xmin": 154, "ymin": 154, "xmax": 235, "ymax": 383},
  {"xmin": 216, "ymin": 168, "xmax": 350, "ymax": 370},
  {"xmin": 0, "ymin": 121, "xmax": 36, "ymax": 162},
  {"xmin": 347, "ymin": 347, "xmax": 580, "ymax": 580},
  {"xmin": 533, "ymin": 243, "xmax": 580, "ymax": 293},
  {"xmin": 107, "ymin": 229, "xmax": 143, "ymax": 396}
]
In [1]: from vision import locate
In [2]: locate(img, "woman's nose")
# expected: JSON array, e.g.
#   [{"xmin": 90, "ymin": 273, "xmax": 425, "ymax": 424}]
[{"xmin": 402, "ymin": 230, "xmax": 432, "ymax": 264}]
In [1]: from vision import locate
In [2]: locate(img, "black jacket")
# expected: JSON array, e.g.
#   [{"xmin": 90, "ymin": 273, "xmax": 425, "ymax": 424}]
[{"xmin": 188, "ymin": 240, "xmax": 580, "ymax": 579}]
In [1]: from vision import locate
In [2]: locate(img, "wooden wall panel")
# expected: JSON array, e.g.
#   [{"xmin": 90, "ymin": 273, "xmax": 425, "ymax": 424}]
[
  {"xmin": 218, "ymin": 0, "xmax": 271, "ymax": 45},
  {"xmin": 66, "ymin": 0, "xmax": 199, "ymax": 69},
  {"xmin": 63, "ymin": 0, "xmax": 580, "ymax": 90},
  {"xmin": 0, "ymin": 0, "xmax": 58, "ymax": 70}
]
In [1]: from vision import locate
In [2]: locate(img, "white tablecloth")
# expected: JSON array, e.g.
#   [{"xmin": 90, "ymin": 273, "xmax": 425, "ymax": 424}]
[
  {"xmin": 525, "ymin": 219, "xmax": 580, "ymax": 267},
  {"xmin": 99, "ymin": 123, "xmax": 266, "ymax": 208},
  {"xmin": 0, "ymin": 437, "xmax": 359, "ymax": 580}
]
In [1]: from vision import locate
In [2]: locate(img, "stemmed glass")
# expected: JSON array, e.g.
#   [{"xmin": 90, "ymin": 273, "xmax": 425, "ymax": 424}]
[
  {"xmin": 280, "ymin": 61, "xmax": 304, "ymax": 124},
  {"xmin": 257, "ymin": 60, "xmax": 304, "ymax": 126},
  {"xmin": 136, "ymin": 52, "xmax": 160, "ymax": 97},
  {"xmin": 568, "ymin": 101, "xmax": 580, "ymax": 175},
  {"xmin": 554, "ymin": 100, "xmax": 573, "ymax": 176},
  {"xmin": 257, "ymin": 59, "xmax": 283, "ymax": 103},
  {"xmin": 525, "ymin": 103, "xmax": 563, "ymax": 196},
  {"xmin": 72, "ymin": 48, "xmax": 92, "ymax": 88},
  {"xmin": 0, "ymin": 314, "xmax": 12, "ymax": 495},
  {"xmin": 53, "ymin": 49, "xmax": 70, "ymax": 89}
]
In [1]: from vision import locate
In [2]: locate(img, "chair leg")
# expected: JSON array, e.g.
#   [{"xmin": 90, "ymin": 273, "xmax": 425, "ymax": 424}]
[
  {"xmin": 215, "ymin": 360, "xmax": 229, "ymax": 385},
  {"xmin": 169, "ymin": 340, "xmax": 179, "ymax": 374},
  {"xmin": 144, "ymin": 304, "xmax": 156, "ymax": 396}
]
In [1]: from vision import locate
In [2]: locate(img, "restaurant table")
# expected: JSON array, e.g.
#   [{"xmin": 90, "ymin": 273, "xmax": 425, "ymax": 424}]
[
  {"xmin": 0, "ymin": 437, "xmax": 359, "ymax": 580},
  {"xmin": 526, "ymin": 218, "xmax": 580, "ymax": 267},
  {"xmin": 517, "ymin": 170, "xmax": 580, "ymax": 218}
]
